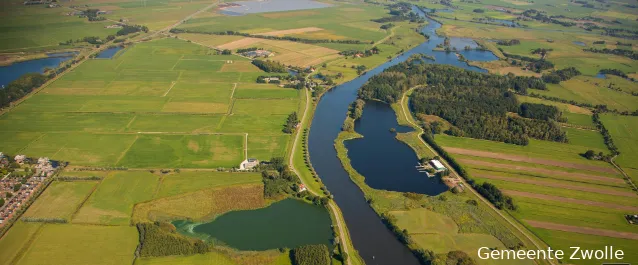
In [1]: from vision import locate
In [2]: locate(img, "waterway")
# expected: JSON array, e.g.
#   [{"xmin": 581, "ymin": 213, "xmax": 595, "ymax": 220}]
[
  {"xmin": 0, "ymin": 53, "xmax": 74, "ymax": 87},
  {"xmin": 307, "ymin": 6, "xmax": 497, "ymax": 265},
  {"xmin": 96, "ymin": 46, "xmax": 124, "ymax": 59},
  {"xmin": 220, "ymin": 0, "xmax": 331, "ymax": 16},
  {"xmin": 173, "ymin": 199, "xmax": 332, "ymax": 251}
]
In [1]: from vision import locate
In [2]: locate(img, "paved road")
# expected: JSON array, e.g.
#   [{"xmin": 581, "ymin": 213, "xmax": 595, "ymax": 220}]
[{"xmin": 288, "ymin": 89, "xmax": 353, "ymax": 265}]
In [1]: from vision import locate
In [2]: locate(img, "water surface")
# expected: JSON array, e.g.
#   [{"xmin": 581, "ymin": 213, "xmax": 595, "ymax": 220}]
[
  {"xmin": 220, "ymin": 0, "xmax": 331, "ymax": 15},
  {"xmin": 0, "ymin": 53, "xmax": 73, "ymax": 87},
  {"xmin": 307, "ymin": 6, "xmax": 496, "ymax": 265},
  {"xmin": 174, "ymin": 199, "xmax": 332, "ymax": 251},
  {"xmin": 96, "ymin": 46, "xmax": 124, "ymax": 59},
  {"xmin": 573, "ymin": 41, "xmax": 586, "ymax": 46}
]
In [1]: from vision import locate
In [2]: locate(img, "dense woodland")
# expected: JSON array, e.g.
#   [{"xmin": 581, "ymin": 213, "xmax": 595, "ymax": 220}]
[
  {"xmin": 252, "ymin": 59, "xmax": 288, "ymax": 73},
  {"xmin": 136, "ymin": 222, "xmax": 208, "ymax": 257},
  {"xmin": 358, "ymin": 60, "xmax": 564, "ymax": 145},
  {"xmin": 519, "ymin": 102, "xmax": 564, "ymax": 122},
  {"xmin": 292, "ymin": 244, "xmax": 330, "ymax": 265},
  {"xmin": 0, "ymin": 73, "xmax": 48, "ymax": 109}
]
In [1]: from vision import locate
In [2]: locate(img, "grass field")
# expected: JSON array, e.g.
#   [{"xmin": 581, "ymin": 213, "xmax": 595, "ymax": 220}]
[
  {"xmin": 435, "ymin": 133, "xmax": 638, "ymax": 265},
  {"xmin": 14, "ymin": 224, "xmax": 138, "ymax": 265},
  {"xmin": 73, "ymin": 171, "xmax": 159, "ymax": 225},
  {"xmin": 0, "ymin": 38, "xmax": 299, "ymax": 168},
  {"xmin": 155, "ymin": 171, "xmax": 261, "ymax": 198},
  {"xmin": 135, "ymin": 250, "xmax": 293, "ymax": 265},
  {"xmin": 22, "ymin": 181, "xmax": 98, "ymax": 220},
  {"xmin": 600, "ymin": 114, "xmax": 638, "ymax": 183},
  {"xmin": 178, "ymin": 5, "xmax": 390, "ymax": 43},
  {"xmin": 0, "ymin": 222, "xmax": 42, "ymax": 265}
]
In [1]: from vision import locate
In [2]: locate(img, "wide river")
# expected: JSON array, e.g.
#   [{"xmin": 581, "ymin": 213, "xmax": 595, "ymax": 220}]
[{"xmin": 307, "ymin": 6, "xmax": 496, "ymax": 265}]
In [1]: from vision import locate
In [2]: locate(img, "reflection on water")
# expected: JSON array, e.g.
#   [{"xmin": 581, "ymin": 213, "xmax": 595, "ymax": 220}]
[{"xmin": 220, "ymin": 0, "xmax": 331, "ymax": 15}]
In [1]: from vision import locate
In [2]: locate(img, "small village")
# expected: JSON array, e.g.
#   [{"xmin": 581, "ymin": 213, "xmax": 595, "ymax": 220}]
[{"xmin": 0, "ymin": 152, "xmax": 57, "ymax": 227}]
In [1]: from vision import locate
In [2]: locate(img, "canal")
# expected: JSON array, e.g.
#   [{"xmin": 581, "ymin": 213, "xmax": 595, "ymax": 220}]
[{"xmin": 307, "ymin": 6, "xmax": 497, "ymax": 265}]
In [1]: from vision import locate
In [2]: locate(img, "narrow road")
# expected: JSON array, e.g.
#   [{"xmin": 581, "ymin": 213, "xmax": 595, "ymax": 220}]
[
  {"xmin": 288, "ymin": 89, "xmax": 352, "ymax": 265},
  {"xmin": 399, "ymin": 87, "xmax": 555, "ymax": 265}
]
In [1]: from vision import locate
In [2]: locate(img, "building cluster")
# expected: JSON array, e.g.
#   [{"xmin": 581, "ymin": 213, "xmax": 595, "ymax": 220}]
[
  {"xmin": 0, "ymin": 153, "xmax": 56, "ymax": 226},
  {"xmin": 243, "ymin": 50, "xmax": 275, "ymax": 58}
]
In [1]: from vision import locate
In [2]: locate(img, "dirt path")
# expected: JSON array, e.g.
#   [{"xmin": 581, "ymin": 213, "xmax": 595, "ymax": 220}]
[
  {"xmin": 445, "ymin": 147, "xmax": 617, "ymax": 174},
  {"xmin": 503, "ymin": 190, "xmax": 638, "ymax": 211},
  {"xmin": 288, "ymin": 89, "xmax": 353, "ymax": 265},
  {"xmin": 476, "ymin": 174, "xmax": 638, "ymax": 197},
  {"xmin": 399, "ymin": 87, "xmax": 557, "ymax": 265},
  {"xmin": 525, "ymin": 220, "xmax": 638, "ymax": 240},
  {"xmin": 459, "ymin": 159, "xmax": 625, "ymax": 184}
]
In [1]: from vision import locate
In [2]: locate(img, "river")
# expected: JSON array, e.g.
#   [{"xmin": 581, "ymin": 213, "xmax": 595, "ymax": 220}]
[{"xmin": 307, "ymin": 6, "xmax": 497, "ymax": 265}]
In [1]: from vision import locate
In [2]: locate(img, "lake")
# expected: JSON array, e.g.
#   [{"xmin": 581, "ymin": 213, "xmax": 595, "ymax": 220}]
[
  {"xmin": 0, "ymin": 53, "xmax": 74, "ymax": 87},
  {"xmin": 173, "ymin": 199, "xmax": 332, "ymax": 251},
  {"xmin": 220, "ymin": 0, "xmax": 331, "ymax": 15},
  {"xmin": 96, "ymin": 46, "xmax": 124, "ymax": 59},
  {"xmin": 307, "ymin": 5, "xmax": 496, "ymax": 265},
  {"xmin": 345, "ymin": 101, "xmax": 449, "ymax": 195}
]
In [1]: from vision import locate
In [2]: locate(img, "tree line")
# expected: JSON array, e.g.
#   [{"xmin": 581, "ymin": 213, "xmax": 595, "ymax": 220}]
[
  {"xmin": 252, "ymin": 59, "xmax": 288, "ymax": 73},
  {"xmin": 496, "ymin": 39, "xmax": 520, "ymax": 46},
  {"xmin": 500, "ymin": 51, "xmax": 555, "ymax": 73},
  {"xmin": 170, "ymin": 28, "xmax": 369, "ymax": 45},
  {"xmin": 583, "ymin": 47, "xmax": 638, "ymax": 60}
]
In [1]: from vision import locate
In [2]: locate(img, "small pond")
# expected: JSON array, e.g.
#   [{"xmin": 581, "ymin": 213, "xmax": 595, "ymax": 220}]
[
  {"xmin": 0, "ymin": 53, "xmax": 74, "ymax": 87},
  {"xmin": 173, "ymin": 198, "xmax": 332, "ymax": 251},
  {"xmin": 573, "ymin": 41, "xmax": 586, "ymax": 46},
  {"xmin": 96, "ymin": 46, "xmax": 124, "ymax": 59},
  {"xmin": 345, "ymin": 101, "xmax": 449, "ymax": 196},
  {"xmin": 220, "ymin": 0, "xmax": 331, "ymax": 15},
  {"xmin": 595, "ymin": 72, "xmax": 606, "ymax": 79}
]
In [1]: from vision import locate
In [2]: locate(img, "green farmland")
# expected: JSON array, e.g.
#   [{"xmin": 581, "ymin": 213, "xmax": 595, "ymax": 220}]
[{"xmin": 0, "ymin": 38, "xmax": 301, "ymax": 167}]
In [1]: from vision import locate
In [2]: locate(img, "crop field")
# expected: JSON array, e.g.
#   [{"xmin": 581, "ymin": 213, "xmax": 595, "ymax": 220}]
[
  {"xmin": 391, "ymin": 209, "xmax": 531, "ymax": 265},
  {"xmin": 73, "ymin": 171, "xmax": 159, "ymax": 225},
  {"xmin": 436, "ymin": 134, "xmax": 638, "ymax": 265},
  {"xmin": 178, "ymin": 5, "xmax": 390, "ymax": 43},
  {"xmin": 154, "ymin": 171, "xmax": 261, "ymax": 198},
  {"xmin": 600, "ymin": 114, "xmax": 638, "ymax": 183},
  {"xmin": 180, "ymin": 33, "xmax": 342, "ymax": 67},
  {"xmin": 535, "ymin": 77, "xmax": 638, "ymax": 112},
  {"xmin": 13, "ymin": 224, "xmax": 138, "ymax": 265},
  {"xmin": 135, "ymin": 250, "xmax": 293, "ymax": 265},
  {"xmin": 0, "ymin": 38, "xmax": 300, "ymax": 168},
  {"xmin": 0, "ymin": 222, "xmax": 42, "ymax": 265},
  {"xmin": 0, "ymin": 3, "xmax": 117, "ymax": 51},
  {"xmin": 22, "ymin": 181, "xmax": 98, "ymax": 220}
]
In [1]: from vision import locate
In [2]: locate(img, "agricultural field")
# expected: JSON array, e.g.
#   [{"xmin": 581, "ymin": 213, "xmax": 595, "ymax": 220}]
[
  {"xmin": 435, "ymin": 134, "xmax": 638, "ymax": 265},
  {"xmin": 0, "ymin": 2, "xmax": 118, "ymax": 52},
  {"xmin": 22, "ymin": 181, "xmax": 98, "ymax": 220},
  {"xmin": 600, "ymin": 114, "xmax": 638, "ymax": 183},
  {"xmin": 0, "ymin": 38, "xmax": 301, "ymax": 168},
  {"xmin": 177, "ymin": 5, "xmax": 391, "ymax": 43}
]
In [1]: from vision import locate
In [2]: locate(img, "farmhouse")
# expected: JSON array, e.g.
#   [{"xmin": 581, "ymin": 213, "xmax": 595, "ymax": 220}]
[
  {"xmin": 239, "ymin": 158, "xmax": 259, "ymax": 170},
  {"xmin": 244, "ymin": 50, "xmax": 274, "ymax": 58},
  {"xmin": 14, "ymin": 155, "xmax": 26, "ymax": 164},
  {"xmin": 298, "ymin": 184, "xmax": 307, "ymax": 192},
  {"xmin": 429, "ymin": 159, "xmax": 446, "ymax": 171}
]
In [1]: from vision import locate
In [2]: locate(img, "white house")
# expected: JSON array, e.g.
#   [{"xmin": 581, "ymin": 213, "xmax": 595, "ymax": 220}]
[
  {"xmin": 429, "ymin": 160, "xmax": 446, "ymax": 171},
  {"xmin": 239, "ymin": 158, "xmax": 259, "ymax": 170}
]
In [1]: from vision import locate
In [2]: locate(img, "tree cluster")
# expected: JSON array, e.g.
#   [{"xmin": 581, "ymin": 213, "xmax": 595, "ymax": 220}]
[
  {"xmin": 496, "ymin": 39, "xmax": 520, "ymax": 46},
  {"xmin": 260, "ymin": 157, "xmax": 301, "ymax": 198},
  {"xmin": 339, "ymin": 46, "xmax": 380, "ymax": 57},
  {"xmin": 236, "ymin": 47, "xmax": 260, "ymax": 53},
  {"xmin": 519, "ymin": 102, "xmax": 564, "ymax": 121},
  {"xmin": 252, "ymin": 59, "xmax": 288, "ymax": 73},
  {"xmin": 283, "ymin": 112, "xmax": 299, "ymax": 134},
  {"xmin": 541, "ymin": 67, "xmax": 581, "ymax": 84},
  {"xmin": 583, "ymin": 48, "xmax": 637, "ymax": 60},
  {"xmin": 521, "ymin": 9, "xmax": 576, "ymax": 27},
  {"xmin": 117, "ymin": 25, "xmax": 149, "ymax": 36},
  {"xmin": 292, "ymin": 244, "xmax": 330, "ymax": 265},
  {"xmin": 501, "ymin": 52, "xmax": 554, "ymax": 73},
  {"xmin": 599, "ymin": 68, "xmax": 628, "ymax": 78},
  {"xmin": 0, "ymin": 73, "xmax": 48, "ymax": 109},
  {"xmin": 136, "ymin": 222, "xmax": 208, "ymax": 257}
]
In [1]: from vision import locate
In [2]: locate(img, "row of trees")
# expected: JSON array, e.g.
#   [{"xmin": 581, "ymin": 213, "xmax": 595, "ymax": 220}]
[
  {"xmin": 116, "ymin": 24, "xmax": 149, "ymax": 36},
  {"xmin": 135, "ymin": 222, "xmax": 208, "ymax": 257},
  {"xmin": 496, "ymin": 39, "xmax": 521, "ymax": 46},
  {"xmin": 583, "ymin": 47, "xmax": 638, "ymax": 60},
  {"xmin": 599, "ymin": 68, "xmax": 628, "ymax": 78},
  {"xmin": 252, "ymin": 59, "xmax": 287, "ymax": 73},
  {"xmin": 170, "ymin": 28, "xmax": 368, "ymax": 45},
  {"xmin": 501, "ymin": 51, "xmax": 555, "ymax": 73},
  {"xmin": 541, "ymin": 67, "xmax": 581, "ymax": 84}
]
